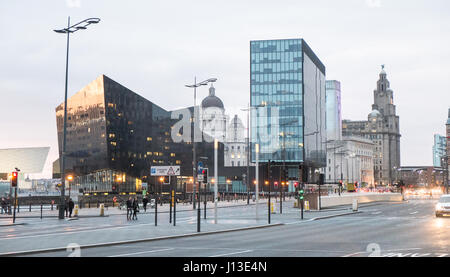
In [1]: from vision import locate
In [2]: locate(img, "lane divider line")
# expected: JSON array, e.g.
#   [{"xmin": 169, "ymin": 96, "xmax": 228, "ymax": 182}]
[{"xmin": 108, "ymin": 248, "xmax": 174, "ymax": 257}]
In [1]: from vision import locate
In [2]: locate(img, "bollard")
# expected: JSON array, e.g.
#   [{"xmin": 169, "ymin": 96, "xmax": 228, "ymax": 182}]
[
  {"xmin": 74, "ymin": 204, "xmax": 79, "ymax": 217},
  {"xmin": 97, "ymin": 201, "xmax": 99, "ymax": 208},
  {"xmin": 99, "ymin": 203, "xmax": 104, "ymax": 216},
  {"xmin": 352, "ymin": 199, "xmax": 358, "ymax": 211},
  {"xmin": 29, "ymin": 202, "xmax": 31, "ymax": 212},
  {"xmin": 40, "ymin": 204, "xmax": 43, "ymax": 219}
]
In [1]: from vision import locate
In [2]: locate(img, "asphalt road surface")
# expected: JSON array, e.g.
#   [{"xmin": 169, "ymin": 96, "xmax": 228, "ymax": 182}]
[{"xmin": 18, "ymin": 199, "xmax": 450, "ymax": 257}]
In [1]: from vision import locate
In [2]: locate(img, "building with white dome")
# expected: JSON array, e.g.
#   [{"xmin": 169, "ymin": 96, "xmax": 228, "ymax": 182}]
[
  {"xmin": 200, "ymin": 84, "xmax": 227, "ymax": 143},
  {"xmin": 200, "ymin": 85, "xmax": 248, "ymax": 167}
]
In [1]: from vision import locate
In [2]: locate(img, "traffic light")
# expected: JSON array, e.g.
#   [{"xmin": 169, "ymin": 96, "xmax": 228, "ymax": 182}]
[
  {"xmin": 299, "ymin": 187, "xmax": 304, "ymax": 200},
  {"xmin": 294, "ymin": 182, "xmax": 299, "ymax": 189},
  {"xmin": 202, "ymin": 169, "xmax": 208, "ymax": 183},
  {"xmin": 282, "ymin": 168, "xmax": 289, "ymax": 182},
  {"xmin": 299, "ymin": 165, "xmax": 307, "ymax": 183},
  {"xmin": 274, "ymin": 181, "xmax": 279, "ymax": 189},
  {"xmin": 11, "ymin": 172, "xmax": 18, "ymax": 187},
  {"xmin": 319, "ymin": 174, "xmax": 325, "ymax": 185}
]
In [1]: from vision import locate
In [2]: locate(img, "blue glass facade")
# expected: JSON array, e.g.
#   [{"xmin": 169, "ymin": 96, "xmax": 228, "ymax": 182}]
[{"xmin": 250, "ymin": 39, "xmax": 326, "ymax": 168}]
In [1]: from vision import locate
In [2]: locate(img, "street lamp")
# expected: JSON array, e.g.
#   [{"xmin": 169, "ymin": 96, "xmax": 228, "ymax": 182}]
[
  {"xmin": 67, "ymin": 175, "xmax": 73, "ymax": 198},
  {"xmin": 54, "ymin": 17, "xmax": 100, "ymax": 220},
  {"xmin": 241, "ymin": 103, "xmax": 266, "ymax": 205},
  {"xmin": 185, "ymin": 77, "xmax": 217, "ymax": 210}
]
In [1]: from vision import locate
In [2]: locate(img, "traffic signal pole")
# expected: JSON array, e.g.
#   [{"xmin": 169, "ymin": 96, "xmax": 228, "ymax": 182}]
[{"xmin": 12, "ymin": 187, "xmax": 17, "ymax": 224}]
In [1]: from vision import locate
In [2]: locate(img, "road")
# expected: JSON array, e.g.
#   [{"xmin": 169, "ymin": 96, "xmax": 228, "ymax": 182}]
[{"xmin": 14, "ymin": 199, "xmax": 450, "ymax": 257}]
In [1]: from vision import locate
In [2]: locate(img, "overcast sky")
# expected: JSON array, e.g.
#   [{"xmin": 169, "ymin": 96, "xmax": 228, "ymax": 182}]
[{"xmin": 1, "ymin": 0, "xmax": 449, "ymax": 178}]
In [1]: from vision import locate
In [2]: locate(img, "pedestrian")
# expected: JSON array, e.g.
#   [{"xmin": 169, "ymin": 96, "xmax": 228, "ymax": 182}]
[
  {"xmin": 132, "ymin": 197, "xmax": 139, "ymax": 220},
  {"xmin": 64, "ymin": 198, "xmax": 69, "ymax": 217},
  {"xmin": 68, "ymin": 198, "xmax": 75, "ymax": 218},
  {"xmin": 1, "ymin": 198, "xmax": 6, "ymax": 214},
  {"xmin": 143, "ymin": 196, "xmax": 148, "ymax": 212},
  {"xmin": 126, "ymin": 197, "xmax": 132, "ymax": 220}
]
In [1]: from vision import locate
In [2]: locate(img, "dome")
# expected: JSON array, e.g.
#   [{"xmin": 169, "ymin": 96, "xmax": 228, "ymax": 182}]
[
  {"xmin": 201, "ymin": 85, "xmax": 224, "ymax": 109},
  {"xmin": 369, "ymin": 109, "xmax": 382, "ymax": 118}
]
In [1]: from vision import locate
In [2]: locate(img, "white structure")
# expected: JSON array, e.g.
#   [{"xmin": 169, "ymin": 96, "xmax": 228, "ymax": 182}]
[
  {"xmin": 200, "ymin": 85, "xmax": 248, "ymax": 167},
  {"xmin": 326, "ymin": 80, "xmax": 342, "ymax": 141},
  {"xmin": 0, "ymin": 147, "xmax": 50, "ymax": 191},
  {"xmin": 326, "ymin": 137, "xmax": 375, "ymax": 187},
  {"xmin": 224, "ymin": 115, "xmax": 247, "ymax": 167}
]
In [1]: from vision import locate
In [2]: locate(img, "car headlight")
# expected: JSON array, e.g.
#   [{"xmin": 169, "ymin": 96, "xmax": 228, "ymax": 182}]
[{"xmin": 436, "ymin": 204, "xmax": 443, "ymax": 211}]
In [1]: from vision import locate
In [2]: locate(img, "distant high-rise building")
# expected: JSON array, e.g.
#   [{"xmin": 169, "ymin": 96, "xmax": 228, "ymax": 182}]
[
  {"xmin": 326, "ymin": 80, "xmax": 342, "ymax": 141},
  {"xmin": 433, "ymin": 134, "xmax": 447, "ymax": 167},
  {"xmin": 342, "ymin": 66, "xmax": 401, "ymax": 186},
  {"xmin": 250, "ymin": 38, "xmax": 326, "ymax": 182}
]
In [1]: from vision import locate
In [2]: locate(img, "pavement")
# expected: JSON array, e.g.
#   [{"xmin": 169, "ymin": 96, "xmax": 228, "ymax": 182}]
[{"xmin": 0, "ymin": 198, "xmax": 363, "ymax": 256}]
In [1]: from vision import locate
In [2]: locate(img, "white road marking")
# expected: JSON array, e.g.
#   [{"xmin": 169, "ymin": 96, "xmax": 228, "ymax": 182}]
[
  {"xmin": 371, "ymin": 212, "xmax": 382, "ymax": 215},
  {"xmin": 342, "ymin": 247, "xmax": 421, "ymax": 257},
  {"xmin": 409, "ymin": 211, "xmax": 419, "ymax": 215},
  {"xmin": 209, "ymin": 249, "xmax": 253, "ymax": 257},
  {"xmin": 108, "ymin": 248, "xmax": 174, "ymax": 257}
]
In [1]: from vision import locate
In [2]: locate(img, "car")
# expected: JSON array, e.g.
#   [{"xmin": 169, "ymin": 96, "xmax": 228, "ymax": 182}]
[{"xmin": 435, "ymin": 195, "xmax": 450, "ymax": 217}]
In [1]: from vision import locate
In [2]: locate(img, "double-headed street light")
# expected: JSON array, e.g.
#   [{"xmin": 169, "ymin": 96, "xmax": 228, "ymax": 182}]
[
  {"xmin": 54, "ymin": 17, "xmax": 100, "ymax": 220},
  {"xmin": 185, "ymin": 77, "xmax": 217, "ymax": 211}
]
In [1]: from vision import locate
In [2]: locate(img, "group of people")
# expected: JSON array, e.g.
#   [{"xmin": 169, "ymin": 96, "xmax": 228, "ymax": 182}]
[
  {"xmin": 64, "ymin": 198, "xmax": 75, "ymax": 218},
  {"xmin": 126, "ymin": 197, "xmax": 139, "ymax": 220}
]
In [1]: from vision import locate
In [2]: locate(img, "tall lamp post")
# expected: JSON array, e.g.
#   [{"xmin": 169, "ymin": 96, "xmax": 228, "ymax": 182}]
[
  {"xmin": 241, "ymin": 103, "xmax": 266, "ymax": 206},
  {"xmin": 185, "ymin": 78, "xmax": 217, "ymax": 210},
  {"xmin": 54, "ymin": 17, "xmax": 101, "ymax": 220}
]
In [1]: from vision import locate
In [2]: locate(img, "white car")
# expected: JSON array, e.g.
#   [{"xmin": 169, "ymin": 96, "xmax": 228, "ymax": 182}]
[{"xmin": 435, "ymin": 195, "xmax": 450, "ymax": 217}]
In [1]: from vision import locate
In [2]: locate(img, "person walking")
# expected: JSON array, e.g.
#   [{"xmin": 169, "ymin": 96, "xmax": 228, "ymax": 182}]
[
  {"xmin": 1, "ymin": 198, "xmax": 6, "ymax": 214},
  {"xmin": 68, "ymin": 198, "xmax": 75, "ymax": 218},
  {"xmin": 132, "ymin": 197, "xmax": 139, "ymax": 220},
  {"xmin": 126, "ymin": 197, "xmax": 132, "ymax": 220},
  {"xmin": 143, "ymin": 196, "xmax": 148, "ymax": 212},
  {"xmin": 64, "ymin": 198, "xmax": 69, "ymax": 217}
]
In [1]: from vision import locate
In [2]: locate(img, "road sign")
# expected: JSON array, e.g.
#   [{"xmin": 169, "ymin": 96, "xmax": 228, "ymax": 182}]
[
  {"xmin": 197, "ymin": 168, "xmax": 208, "ymax": 183},
  {"xmin": 151, "ymin": 166, "xmax": 181, "ymax": 176},
  {"xmin": 197, "ymin": 162, "xmax": 204, "ymax": 174}
]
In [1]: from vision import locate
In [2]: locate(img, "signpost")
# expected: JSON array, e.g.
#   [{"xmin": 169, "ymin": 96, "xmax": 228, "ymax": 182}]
[{"xmin": 150, "ymin": 166, "xmax": 181, "ymax": 176}]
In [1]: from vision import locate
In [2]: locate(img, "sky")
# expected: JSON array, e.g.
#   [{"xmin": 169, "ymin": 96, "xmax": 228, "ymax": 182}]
[{"xmin": 0, "ymin": 0, "xmax": 449, "ymax": 178}]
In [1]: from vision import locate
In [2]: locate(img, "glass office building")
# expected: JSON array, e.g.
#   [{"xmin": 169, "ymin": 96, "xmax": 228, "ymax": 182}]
[
  {"xmin": 250, "ymin": 39, "xmax": 326, "ymax": 174},
  {"xmin": 433, "ymin": 134, "xmax": 447, "ymax": 167}
]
